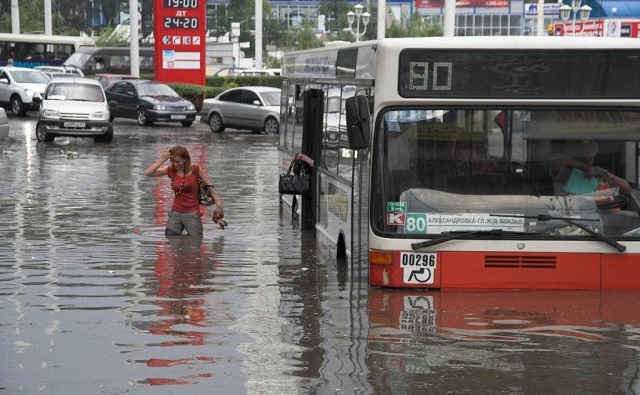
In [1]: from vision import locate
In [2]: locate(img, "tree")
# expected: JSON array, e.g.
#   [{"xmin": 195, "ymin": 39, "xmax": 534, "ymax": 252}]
[{"xmin": 386, "ymin": 12, "xmax": 443, "ymax": 38}]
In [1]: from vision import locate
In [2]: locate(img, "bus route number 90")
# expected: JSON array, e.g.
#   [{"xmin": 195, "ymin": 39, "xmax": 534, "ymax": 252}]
[
  {"xmin": 400, "ymin": 252, "xmax": 437, "ymax": 284},
  {"xmin": 408, "ymin": 61, "xmax": 453, "ymax": 92}
]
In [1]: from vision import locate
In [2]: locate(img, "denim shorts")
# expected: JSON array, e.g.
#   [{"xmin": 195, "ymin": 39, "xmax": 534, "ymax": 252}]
[{"xmin": 165, "ymin": 210, "xmax": 203, "ymax": 236}]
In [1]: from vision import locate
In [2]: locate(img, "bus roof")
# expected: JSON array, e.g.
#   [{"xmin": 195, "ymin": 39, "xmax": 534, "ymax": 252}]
[{"xmin": 0, "ymin": 33, "xmax": 95, "ymax": 46}]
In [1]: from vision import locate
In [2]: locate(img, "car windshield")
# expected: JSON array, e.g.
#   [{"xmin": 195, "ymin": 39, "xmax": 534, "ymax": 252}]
[
  {"xmin": 63, "ymin": 52, "xmax": 91, "ymax": 67},
  {"xmin": 372, "ymin": 108, "xmax": 640, "ymax": 239},
  {"xmin": 137, "ymin": 83, "xmax": 178, "ymax": 97},
  {"xmin": 261, "ymin": 91, "xmax": 280, "ymax": 106},
  {"xmin": 11, "ymin": 70, "xmax": 49, "ymax": 84},
  {"xmin": 45, "ymin": 83, "xmax": 104, "ymax": 102}
]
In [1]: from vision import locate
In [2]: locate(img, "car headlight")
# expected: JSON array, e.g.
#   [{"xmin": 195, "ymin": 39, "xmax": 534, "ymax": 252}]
[
  {"xmin": 91, "ymin": 111, "xmax": 108, "ymax": 121},
  {"xmin": 41, "ymin": 109, "xmax": 59, "ymax": 119},
  {"xmin": 25, "ymin": 89, "xmax": 34, "ymax": 98},
  {"xmin": 152, "ymin": 105, "xmax": 167, "ymax": 111},
  {"xmin": 187, "ymin": 104, "xmax": 195, "ymax": 111}
]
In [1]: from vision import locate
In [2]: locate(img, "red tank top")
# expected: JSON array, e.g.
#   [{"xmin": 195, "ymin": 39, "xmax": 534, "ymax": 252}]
[{"xmin": 167, "ymin": 163, "xmax": 201, "ymax": 213}]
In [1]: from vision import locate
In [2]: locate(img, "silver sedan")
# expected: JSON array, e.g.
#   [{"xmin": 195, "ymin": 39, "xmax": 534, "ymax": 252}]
[{"xmin": 199, "ymin": 86, "xmax": 281, "ymax": 134}]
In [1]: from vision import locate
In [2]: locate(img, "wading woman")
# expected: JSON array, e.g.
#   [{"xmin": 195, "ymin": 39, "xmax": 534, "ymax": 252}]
[{"xmin": 145, "ymin": 146, "xmax": 224, "ymax": 236}]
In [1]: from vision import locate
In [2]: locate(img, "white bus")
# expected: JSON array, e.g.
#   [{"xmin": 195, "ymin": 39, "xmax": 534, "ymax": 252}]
[
  {"xmin": 0, "ymin": 33, "xmax": 95, "ymax": 68},
  {"xmin": 279, "ymin": 37, "xmax": 640, "ymax": 290}
]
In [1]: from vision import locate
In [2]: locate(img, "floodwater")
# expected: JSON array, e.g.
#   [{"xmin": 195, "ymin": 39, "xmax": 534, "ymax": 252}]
[{"xmin": 2, "ymin": 116, "xmax": 640, "ymax": 395}]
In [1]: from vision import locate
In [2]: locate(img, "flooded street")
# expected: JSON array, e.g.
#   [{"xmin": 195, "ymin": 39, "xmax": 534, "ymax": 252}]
[{"xmin": 3, "ymin": 116, "xmax": 640, "ymax": 395}]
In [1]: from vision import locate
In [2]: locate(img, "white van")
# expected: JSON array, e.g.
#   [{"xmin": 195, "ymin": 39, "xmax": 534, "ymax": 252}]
[{"xmin": 34, "ymin": 77, "xmax": 113, "ymax": 142}]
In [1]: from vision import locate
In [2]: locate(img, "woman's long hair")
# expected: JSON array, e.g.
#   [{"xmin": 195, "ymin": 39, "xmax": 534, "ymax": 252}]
[{"xmin": 169, "ymin": 146, "xmax": 192, "ymax": 172}]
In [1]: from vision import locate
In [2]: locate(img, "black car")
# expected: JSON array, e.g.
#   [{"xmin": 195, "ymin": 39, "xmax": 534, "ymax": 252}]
[{"xmin": 105, "ymin": 79, "xmax": 196, "ymax": 126}]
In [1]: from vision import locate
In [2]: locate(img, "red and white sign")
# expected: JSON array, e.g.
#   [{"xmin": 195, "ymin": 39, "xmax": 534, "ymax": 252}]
[
  {"xmin": 154, "ymin": 0, "xmax": 206, "ymax": 85},
  {"xmin": 387, "ymin": 213, "xmax": 406, "ymax": 226},
  {"xmin": 553, "ymin": 19, "xmax": 640, "ymax": 38}
]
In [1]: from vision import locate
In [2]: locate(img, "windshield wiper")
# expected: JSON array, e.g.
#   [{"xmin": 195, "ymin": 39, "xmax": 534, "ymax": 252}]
[
  {"xmin": 411, "ymin": 229, "xmax": 527, "ymax": 250},
  {"xmin": 490, "ymin": 214, "xmax": 626, "ymax": 253}
]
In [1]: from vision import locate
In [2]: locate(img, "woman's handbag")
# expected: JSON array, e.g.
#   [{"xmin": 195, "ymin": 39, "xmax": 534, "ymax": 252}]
[
  {"xmin": 198, "ymin": 180, "xmax": 216, "ymax": 206},
  {"xmin": 279, "ymin": 159, "xmax": 311, "ymax": 195}
]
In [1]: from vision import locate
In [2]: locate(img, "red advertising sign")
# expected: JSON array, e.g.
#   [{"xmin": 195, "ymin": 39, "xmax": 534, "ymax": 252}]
[
  {"xmin": 154, "ymin": 0, "xmax": 206, "ymax": 85},
  {"xmin": 553, "ymin": 19, "xmax": 640, "ymax": 38},
  {"xmin": 415, "ymin": 0, "xmax": 509, "ymax": 8}
]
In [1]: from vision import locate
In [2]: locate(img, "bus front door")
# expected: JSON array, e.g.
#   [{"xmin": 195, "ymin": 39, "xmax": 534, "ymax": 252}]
[{"xmin": 301, "ymin": 88, "xmax": 324, "ymax": 231}]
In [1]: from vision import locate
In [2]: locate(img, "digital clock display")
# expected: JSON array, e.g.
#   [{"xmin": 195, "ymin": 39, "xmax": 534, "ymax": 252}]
[
  {"xmin": 398, "ymin": 49, "xmax": 640, "ymax": 99},
  {"xmin": 163, "ymin": 17, "xmax": 199, "ymax": 30},
  {"xmin": 163, "ymin": 0, "xmax": 198, "ymax": 8}
]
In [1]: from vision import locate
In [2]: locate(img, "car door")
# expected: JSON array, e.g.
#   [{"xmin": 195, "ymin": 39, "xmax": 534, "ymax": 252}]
[
  {"xmin": 106, "ymin": 81, "xmax": 132, "ymax": 118},
  {"xmin": 123, "ymin": 83, "xmax": 139, "ymax": 119},
  {"xmin": 220, "ymin": 89, "xmax": 244, "ymax": 127},
  {"xmin": 0, "ymin": 69, "xmax": 11, "ymax": 105},
  {"xmin": 241, "ymin": 90, "xmax": 263, "ymax": 129}
]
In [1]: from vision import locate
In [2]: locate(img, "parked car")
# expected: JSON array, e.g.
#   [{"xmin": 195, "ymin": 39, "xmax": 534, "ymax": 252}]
[
  {"xmin": 34, "ymin": 76, "xmax": 113, "ymax": 143},
  {"xmin": 0, "ymin": 107, "xmax": 8, "ymax": 139},
  {"xmin": 212, "ymin": 67, "xmax": 246, "ymax": 76},
  {"xmin": 93, "ymin": 73, "xmax": 137, "ymax": 89},
  {"xmin": 236, "ymin": 69, "xmax": 280, "ymax": 76},
  {"xmin": 105, "ymin": 80, "xmax": 197, "ymax": 127},
  {"xmin": 34, "ymin": 65, "xmax": 84, "ymax": 77},
  {"xmin": 199, "ymin": 86, "xmax": 281, "ymax": 134},
  {"xmin": 0, "ymin": 66, "xmax": 49, "ymax": 116}
]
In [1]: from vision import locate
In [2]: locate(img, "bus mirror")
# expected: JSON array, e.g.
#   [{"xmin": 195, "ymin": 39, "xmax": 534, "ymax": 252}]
[{"xmin": 345, "ymin": 95, "xmax": 370, "ymax": 150}]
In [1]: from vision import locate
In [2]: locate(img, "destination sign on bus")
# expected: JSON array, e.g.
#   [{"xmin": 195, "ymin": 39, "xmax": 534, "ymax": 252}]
[{"xmin": 398, "ymin": 49, "xmax": 640, "ymax": 99}]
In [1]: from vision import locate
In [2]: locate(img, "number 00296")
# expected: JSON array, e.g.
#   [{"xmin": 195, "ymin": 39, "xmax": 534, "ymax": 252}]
[{"xmin": 400, "ymin": 252, "xmax": 437, "ymax": 267}]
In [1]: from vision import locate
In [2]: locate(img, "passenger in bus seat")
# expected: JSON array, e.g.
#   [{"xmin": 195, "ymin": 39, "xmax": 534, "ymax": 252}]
[{"xmin": 548, "ymin": 140, "xmax": 632, "ymax": 196}]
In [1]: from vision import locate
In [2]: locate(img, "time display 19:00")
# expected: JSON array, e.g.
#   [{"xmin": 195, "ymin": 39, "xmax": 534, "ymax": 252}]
[
  {"xmin": 163, "ymin": 17, "xmax": 199, "ymax": 30},
  {"xmin": 163, "ymin": 0, "xmax": 198, "ymax": 8}
]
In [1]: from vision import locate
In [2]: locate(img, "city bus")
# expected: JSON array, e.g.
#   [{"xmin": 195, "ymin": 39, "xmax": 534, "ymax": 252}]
[
  {"xmin": 279, "ymin": 36, "xmax": 640, "ymax": 290},
  {"xmin": 0, "ymin": 33, "xmax": 95, "ymax": 68},
  {"xmin": 63, "ymin": 46, "xmax": 155, "ymax": 76}
]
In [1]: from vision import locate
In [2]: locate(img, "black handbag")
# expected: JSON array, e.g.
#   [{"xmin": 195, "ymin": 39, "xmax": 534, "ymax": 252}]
[{"xmin": 279, "ymin": 159, "xmax": 311, "ymax": 195}]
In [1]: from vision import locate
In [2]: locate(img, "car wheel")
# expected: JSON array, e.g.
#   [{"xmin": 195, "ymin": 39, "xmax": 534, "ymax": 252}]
[
  {"xmin": 10, "ymin": 96, "xmax": 25, "ymax": 116},
  {"xmin": 181, "ymin": 120, "xmax": 193, "ymax": 127},
  {"xmin": 208, "ymin": 113, "xmax": 225, "ymax": 133},
  {"xmin": 35, "ymin": 123, "xmax": 54, "ymax": 142},
  {"xmin": 137, "ymin": 107, "xmax": 150, "ymax": 126},
  {"xmin": 264, "ymin": 117, "xmax": 279, "ymax": 134},
  {"xmin": 94, "ymin": 125, "xmax": 114, "ymax": 143}
]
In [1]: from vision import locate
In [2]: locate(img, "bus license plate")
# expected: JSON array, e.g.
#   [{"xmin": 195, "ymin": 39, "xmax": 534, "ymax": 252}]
[
  {"xmin": 171, "ymin": 115, "xmax": 186, "ymax": 120},
  {"xmin": 64, "ymin": 122, "xmax": 86, "ymax": 128},
  {"xmin": 400, "ymin": 252, "xmax": 437, "ymax": 284}
]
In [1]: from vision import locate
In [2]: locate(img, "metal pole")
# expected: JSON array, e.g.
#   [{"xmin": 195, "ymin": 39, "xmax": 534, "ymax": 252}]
[
  {"xmin": 537, "ymin": 0, "xmax": 545, "ymax": 36},
  {"xmin": 255, "ymin": 0, "xmax": 262, "ymax": 69},
  {"xmin": 443, "ymin": 0, "xmax": 456, "ymax": 36},
  {"xmin": 129, "ymin": 0, "xmax": 140, "ymax": 77},
  {"xmin": 377, "ymin": 0, "xmax": 386, "ymax": 39},
  {"xmin": 45, "ymin": 0, "xmax": 52, "ymax": 35},
  {"xmin": 11, "ymin": 0, "xmax": 20, "ymax": 34}
]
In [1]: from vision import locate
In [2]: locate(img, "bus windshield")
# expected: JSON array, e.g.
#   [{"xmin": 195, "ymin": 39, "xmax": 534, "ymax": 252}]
[{"xmin": 373, "ymin": 108, "xmax": 640, "ymax": 238}]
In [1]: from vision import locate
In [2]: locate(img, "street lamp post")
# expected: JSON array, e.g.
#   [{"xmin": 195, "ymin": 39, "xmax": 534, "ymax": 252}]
[
  {"xmin": 347, "ymin": 4, "xmax": 370, "ymax": 42},
  {"xmin": 560, "ymin": 0, "xmax": 592, "ymax": 35}
]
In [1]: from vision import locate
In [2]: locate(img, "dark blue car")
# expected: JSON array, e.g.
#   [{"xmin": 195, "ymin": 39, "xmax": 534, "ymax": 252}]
[{"xmin": 105, "ymin": 79, "xmax": 196, "ymax": 127}]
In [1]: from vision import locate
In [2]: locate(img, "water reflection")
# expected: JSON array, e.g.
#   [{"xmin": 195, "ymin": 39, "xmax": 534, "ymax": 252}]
[
  {"xmin": 367, "ymin": 289, "xmax": 640, "ymax": 393},
  {"xmin": 125, "ymin": 236, "xmax": 221, "ymax": 385}
]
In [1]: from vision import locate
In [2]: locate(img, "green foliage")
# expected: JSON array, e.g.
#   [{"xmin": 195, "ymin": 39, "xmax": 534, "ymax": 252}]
[
  {"xmin": 386, "ymin": 12, "xmax": 443, "ymax": 38},
  {"xmin": 93, "ymin": 26, "xmax": 128, "ymax": 46}
]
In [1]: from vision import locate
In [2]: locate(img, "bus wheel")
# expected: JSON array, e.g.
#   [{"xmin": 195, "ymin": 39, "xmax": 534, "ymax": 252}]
[
  {"xmin": 11, "ymin": 96, "xmax": 26, "ymax": 116},
  {"xmin": 208, "ymin": 113, "xmax": 225, "ymax": 133},
  {"xmin": 36, "ymin": 123, "xmax": 54, "ymax": 142},
  {"xmin": 137, "ymin": 108, "xmax": 151, "ymax": 126},
  {"xmin": 264, "ymin": 117, "xmax": 279, "ymax": 134}
]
